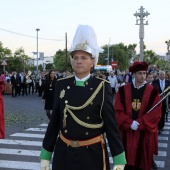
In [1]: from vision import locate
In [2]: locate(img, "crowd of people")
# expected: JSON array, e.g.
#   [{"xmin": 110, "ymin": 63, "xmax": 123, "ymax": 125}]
[
  {"xmin": 0, "ymin": 24, "xmax": 170, "ymax": 170},
  {"xmin": 0, "ymin": 63, "xmax": 170, "ymax": 170}
]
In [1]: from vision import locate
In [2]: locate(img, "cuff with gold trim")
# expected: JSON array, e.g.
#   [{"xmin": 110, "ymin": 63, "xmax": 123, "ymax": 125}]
[
  {"xmin": 113, "ymin": 152, "xmax": 126, "ymax": 165},
  {"xmin": 40, "ymin": 148, "xmax": 52, "ymax": 161}
]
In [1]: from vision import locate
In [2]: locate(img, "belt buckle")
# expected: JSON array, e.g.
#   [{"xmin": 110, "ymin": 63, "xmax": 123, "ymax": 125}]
[{"xmin": 71, "ymin": 140, "xmax": 80, "ymax": 147}]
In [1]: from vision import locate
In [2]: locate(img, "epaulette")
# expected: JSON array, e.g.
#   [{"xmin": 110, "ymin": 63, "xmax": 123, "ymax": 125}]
[
  {"xmin": 96, "ymin": 77, "xmax": 110, "ymax": 84},
  {"xmin": 57, "ymin": 75, "xmax": 74, "ymax": 81}
]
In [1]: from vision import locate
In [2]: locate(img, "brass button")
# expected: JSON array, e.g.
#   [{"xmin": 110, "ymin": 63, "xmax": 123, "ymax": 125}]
[
  {"xmin": 85, "ymin": 82, "xmax": 88, "ymax": 85},
  {"xmin": 87, "ymin": 116, "xmax": 90, "ymax": 119},
  {"xmin": 90, "ymin": 88, "xmax": 93, "ymax": 90},
  {"xmin": 86, "ymin": 132, "xmax": 89, "ymax": 135},
  {"xmin": 90, "ymin": 102, "xmax": 93, "ymax": 105},
  {"xmin": 65, "ymin": 100, "xmax": 68, "ymax": 104},
  {"xmin": 67, "ymin": 86, "xmax": 70, "ymax": 89},
  {"xmin": 64, "ymin": 130, "xmax": 68, "ymax": 133}
]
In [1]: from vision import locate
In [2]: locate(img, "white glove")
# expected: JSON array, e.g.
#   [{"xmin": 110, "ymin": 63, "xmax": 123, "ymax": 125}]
[
  {"xmin": 130, "ymin": 120, "xmax": 140, "ymax": 130},
  {"xmin": 40, "ymin": 159, "xmax": 50, "ymax": 170},
  {"xmin": 113, "ymin": 165, "xmax": 125, "ymax": 170}
]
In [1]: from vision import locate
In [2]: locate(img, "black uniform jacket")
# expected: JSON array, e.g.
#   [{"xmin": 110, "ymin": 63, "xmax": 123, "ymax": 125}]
[
  {"xmin": 42, "ymin": 76, "xmax": 124, "ymax": 170},
  {"xmin": 152, "ymin": 79, "xmax": 170, "ymax": 105}
]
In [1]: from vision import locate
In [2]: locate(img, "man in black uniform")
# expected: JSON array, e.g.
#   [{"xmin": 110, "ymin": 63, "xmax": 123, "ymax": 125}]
[
  {"xmin": 152, "ymin": 70, "xmax": 170, "ymax": 134},
  {"xmin": 40, "ymin": 25, "xmax": 126, "ymax": 170}
]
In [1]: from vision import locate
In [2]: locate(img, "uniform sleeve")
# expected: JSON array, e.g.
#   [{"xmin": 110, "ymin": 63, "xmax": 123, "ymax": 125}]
[
  {"xmin": 40, "ymin": 82, "xmax": 61, "ymax": 159},
  {"xmin": 102, "ymin": 82, "xmax": 126, "ymax": 165}
]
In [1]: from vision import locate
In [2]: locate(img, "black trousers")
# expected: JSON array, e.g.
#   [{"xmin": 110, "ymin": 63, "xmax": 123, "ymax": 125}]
[
  {"xmin": 124, "ymin": 165, "xmax": 143, "ymax": 170},
  {"xmin": 158, "ymin": 105, "xmax": 166, "ymax": 130},
  {"xmin": 111, "ymin": 87, "xmax": 116, "ymax": 96},
  {"xmin": 12, "ymin": 84, "xmax": 18, "ymax": 97},
  {"xmin": 28, "ymin": 83, "xmax": 34, "ymax": 94}
]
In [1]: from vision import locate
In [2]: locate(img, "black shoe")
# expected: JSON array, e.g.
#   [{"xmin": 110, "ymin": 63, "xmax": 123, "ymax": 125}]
[
  {"xmin": 152, "ymin": 160, "xmax": 157, "ymax": 169},
  {"xmin": 161, "ymin": 129, "xmax": 164, "ymax": 131}
]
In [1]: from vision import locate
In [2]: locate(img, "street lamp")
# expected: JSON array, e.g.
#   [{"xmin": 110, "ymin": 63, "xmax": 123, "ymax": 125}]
[
  {"xmin": 36, "ymin": 28, "xmax": 40, "ymax": 73},
  {"xmin": 134, "ymin": 6, "xmax": 150, "ymax": 61},
  {"xmin": 107, "ymin": 38, "xmax": 111, "ymax": 65}
]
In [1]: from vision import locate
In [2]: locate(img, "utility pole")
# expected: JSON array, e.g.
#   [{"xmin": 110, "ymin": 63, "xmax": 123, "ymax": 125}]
[
  {"xmin": 65, "ymin": 32, "xmax": 68, "ymax": 71},
  {"xmin": 134, "ymin": 6, "xmax": 150, "ymax": 61},
  {"xmin": 36, "ymin": 28, "xmax": 40, "ymax": 73},
  {"xmin": 107, "ymin": 38, "xmax": 111, "ymax": 65}
]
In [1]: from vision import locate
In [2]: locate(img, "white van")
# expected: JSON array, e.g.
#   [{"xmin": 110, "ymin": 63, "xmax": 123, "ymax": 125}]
[{"xmin": 94, "ymin": 65, "xmax": 113, "ymax": 73}]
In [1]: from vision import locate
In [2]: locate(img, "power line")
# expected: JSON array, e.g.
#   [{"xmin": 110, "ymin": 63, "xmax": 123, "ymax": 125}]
[{"xmin": 0, "ymin": 27, "xmax": 64, "ymax": 41}]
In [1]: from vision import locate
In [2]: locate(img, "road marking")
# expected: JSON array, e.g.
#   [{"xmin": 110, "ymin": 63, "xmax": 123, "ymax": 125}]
[
  {"xmin": 109, "ymin": 157, "xmax": 113, "ymax": 163},
  {"xmin": 155, "ymin": 161, "xmax": 165, "ymax": 168},
  {"xmin": 158, "ymin": 151, "xmax": 167, "ymax": 156},
  {"xmin": 0, "ymin": 148, "xmax": 40, "ymax": 156},
  {"xmin": 10, "ymin": 133, "xmax": 44, "ymax": 138},
  {"xmin": 161, "ymin": 131, "xmax": 169, "ymax": 135},
  {"xmin": 164, "ymin": 126, "xmax": 170, "ymax": 130},
  {"xmin": 158, "ymin": 136, "xmax": 168, "ymax": 140},
  {"xmin": 158, "ymin": 143, "xmax": 168, "ymax": 148},
  {"xmin": 26, "ymin": 128, "xmax": 46, "ymax": 132},
  {"xmin": 165, "ymin": 122, "xmax": 170, "ymax": 126},
  {"xmin": 0, "ymin": 139, "xmax": 42, "ymax": 146},
  {"xmin": 39, "ymin": 124, "xmax": 48, "ymax": 127},
  {"xmin": 0, "ymin": 160, "xmax": 40, "ymax": 170}
]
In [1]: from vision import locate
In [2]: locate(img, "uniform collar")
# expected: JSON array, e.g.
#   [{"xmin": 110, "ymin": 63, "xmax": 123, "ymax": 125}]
[
  {"xmin": 75, "ymin": 74, "xmax": 91, "ymax": 86},
  {"xmin": 133, "ymin": 80, "xmax": 147, "ymax": 89}
]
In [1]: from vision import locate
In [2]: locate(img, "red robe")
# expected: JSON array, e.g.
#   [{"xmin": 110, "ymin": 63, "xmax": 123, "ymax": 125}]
[
  {"xmin": 114, "ymin": 83, "xmax": 161, "ymax": 170},
  {"xmin": 0, "ymin": 80, "xmax": 5, "ymax": 139}
]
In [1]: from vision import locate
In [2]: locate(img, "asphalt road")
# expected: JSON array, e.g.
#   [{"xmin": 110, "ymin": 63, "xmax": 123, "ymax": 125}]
[{"xmin": 3, "ymin": 94, "xmax": 49, "ymax": 138}]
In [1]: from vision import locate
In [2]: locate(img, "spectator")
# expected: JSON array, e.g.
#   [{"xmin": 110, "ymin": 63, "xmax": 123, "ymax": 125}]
[{"xmin": 0, "ymin": 80, "xmax": 5, "ymax": 139}]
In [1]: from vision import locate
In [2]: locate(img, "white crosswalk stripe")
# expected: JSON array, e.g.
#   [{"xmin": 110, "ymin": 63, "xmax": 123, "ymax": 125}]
[
  {"xmin": 0, "ymin": 148, "xmax": 40, "ymax": 156},
  {"xmin": 10, "ymin": 133, "xmax": 44, "ymax": 138},
  {"xmin": 0, "ymin": 116, "xmax": 169, "ymax": 170},
  {"xmin": 0, "ymin": 160, "xmax": 40, "ymax": 170}
]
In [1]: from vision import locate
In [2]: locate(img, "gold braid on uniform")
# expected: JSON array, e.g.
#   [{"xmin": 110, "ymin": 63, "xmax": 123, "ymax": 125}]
[{"xmin": 63, "ymin": 81, "xmax": 105, "ymax": 128}]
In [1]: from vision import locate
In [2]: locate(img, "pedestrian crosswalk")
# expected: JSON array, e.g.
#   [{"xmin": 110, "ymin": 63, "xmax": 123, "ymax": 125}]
[{"xmin": 0, "ymin": 116, "xmax": 169, "ymax": 170}]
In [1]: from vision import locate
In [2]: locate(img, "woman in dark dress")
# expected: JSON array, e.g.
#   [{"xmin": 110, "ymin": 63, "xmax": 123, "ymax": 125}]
[
  {"xmin": 0, "ymin": 80, "xmax": 5, "ymax": 139},
  {"xmin": 42, "ymin": 70, "xmax": 57, "ymax": 120}
]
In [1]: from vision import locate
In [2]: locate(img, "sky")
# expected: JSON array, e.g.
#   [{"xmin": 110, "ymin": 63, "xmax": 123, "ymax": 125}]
[{"xmin": 1, "ymin": 0, "xmax": 170, "ymax": 58}]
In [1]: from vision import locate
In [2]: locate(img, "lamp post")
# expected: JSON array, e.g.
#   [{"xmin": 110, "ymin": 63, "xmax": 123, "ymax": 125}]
[
  {"xmin": 134, "ymin": 6, "xmax": 150, "ymax": 61},
  {"xmin": 107, "ymin": 38, "xmax": 111, "ymax": 65},
  {"xmin": 36, "ymin": 28, "xmax": 40, "ymax": 73}
]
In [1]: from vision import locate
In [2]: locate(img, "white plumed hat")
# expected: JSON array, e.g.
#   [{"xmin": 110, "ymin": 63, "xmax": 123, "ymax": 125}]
[{"xmin": 70, "ymin": 25, "xmax": 104, "ymax": 65}]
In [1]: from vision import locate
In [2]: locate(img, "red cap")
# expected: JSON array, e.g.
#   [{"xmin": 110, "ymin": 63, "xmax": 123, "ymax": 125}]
[{"xmin": 129, "ymin": 61, "xmax": 148, "ymax": 73}]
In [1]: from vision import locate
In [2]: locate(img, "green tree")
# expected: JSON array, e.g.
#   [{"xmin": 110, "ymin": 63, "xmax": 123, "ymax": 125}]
[
  {"xmin": 46, "ymin": 63, "xmax": 54, "ymax": 70},
  {"xmin": 143, "ymin": 50, "xmax": 159, "ymax": 64},
  {"xmin": 98, "ymin": 43, "xmax": 137, "ymax": 71},
  {"xmin": 0, "ymin": 41, "xmax": 12, "ymax": 59},
  {"xmin": 53, "ymin": 49, "xmax": 72, "ymax": 71},
  {"xmin": 13, "ymin": 47, "xmax": 30, "ymax": 72},
  {"xmin": 0, "ymin": 41, "xmax": 12, "ymax": 72}
]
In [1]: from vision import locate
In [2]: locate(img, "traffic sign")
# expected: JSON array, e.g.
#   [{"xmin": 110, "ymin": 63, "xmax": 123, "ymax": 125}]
[
  {"xmin": 111, "ymin": 61, "xmax": 118, "ymax": 68},
  {"xmin": 1, "ymin": 60, "xmax": 7, "ymax": 66}
]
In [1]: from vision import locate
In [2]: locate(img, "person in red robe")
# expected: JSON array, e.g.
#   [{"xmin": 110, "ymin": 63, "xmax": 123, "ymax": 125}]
[
  {"xmin": 0, "ymin": 80, "xmax": 5, "ymax": 139},
  {"xmin": 114, "ymin": 61, "xmax": 162, "ymax": 170}
]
